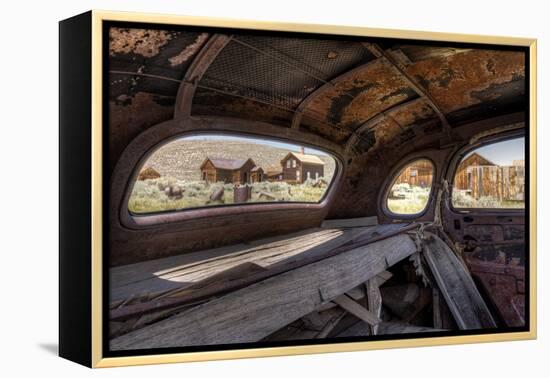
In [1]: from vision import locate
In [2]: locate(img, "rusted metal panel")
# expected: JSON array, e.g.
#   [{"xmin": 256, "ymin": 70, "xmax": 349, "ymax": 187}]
[
  {"xmin": 192, "ymin": 88, "xmax": 294, "ymax": 127},
  {"xmin": 404, "ymin": 49, "xmax": 525, "ymax": 115},
  {"xmin": 298, "ymin": 113, "xmax": 352, "ymax": 143},
  {"xmin": 466, "ymin": 256, "xmax": 525, "ymax": 327},
  {"xmin": 387, "ymin": 97, "xmax": 436, "ymax": 128},
  {"xmin": 303, "ymin": 59, "xmax": 417, "ymax": 131},
  {"xmin": 109, "ymin": 92, "xmax": 175, "ymax": 173}
]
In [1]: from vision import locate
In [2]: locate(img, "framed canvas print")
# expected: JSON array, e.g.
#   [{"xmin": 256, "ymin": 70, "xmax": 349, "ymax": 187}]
[{"xmin": 59, "ymin": 10, "xmax": 537, "ymax": 368}]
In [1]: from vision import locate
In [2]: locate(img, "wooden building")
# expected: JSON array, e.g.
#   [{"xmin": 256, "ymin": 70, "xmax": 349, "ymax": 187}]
[
  {"xmin": 280, "ymin": 152, "xmax": 325, "ymax": 184},
  {"xmin": 200, "ymin": 157, "xmax": 262, "ymax": 184},
  {"xmin": 394, "ymin": 159, "xmax": 434, "ymax": 188},
  {"xmin": 266, "ymin": 166, "xmax": 283, "ymax": 182},
  {"xmin": 250, "ymin": 166, "xmax": 264, "ymax": 183},
  {"xmin": 454, "ymin": 153, "xmax": 525, "ymax": 201}
]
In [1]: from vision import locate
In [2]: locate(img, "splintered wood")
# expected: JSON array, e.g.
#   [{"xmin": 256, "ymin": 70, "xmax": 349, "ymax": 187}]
[
  {"xmin": 109, "ymin": 222, "xmax": 496, "ymax": 350},
  {"xmin": 112, "ymin": 232, "xmax": 417, "ymax": 349}
]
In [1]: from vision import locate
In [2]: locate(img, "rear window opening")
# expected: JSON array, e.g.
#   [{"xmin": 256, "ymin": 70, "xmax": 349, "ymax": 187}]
[
  {"xmin": 452, "ymin": 137, "xmax": 525, "ymax": 209},
  {"xmin": 386, "ymin": 159, "xmax": 435, "ymax": 216},
  {"xmin": 128, "ymin": 134, "xmax": 337, "ymax": 214}
]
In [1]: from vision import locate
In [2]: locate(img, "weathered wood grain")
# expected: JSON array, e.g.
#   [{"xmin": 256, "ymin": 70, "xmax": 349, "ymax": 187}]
[
  {"xmin": 110, "ymin": 229, "xmax": 361, "ymax": 301},
  {"xmin": 332, "ymin": 295, "xmax": 380, "ymax": 326},
  {"xmin": 111, "ymin": 233, "xmax": 417, "ymax": 350},
  {"xmin": 111, "ymin": 227, "xmax": 348, "ymax": 301},
  {"xmin": 422, "ymin": 232, "xmax": 497, "ymax": 330},
  {"xmin": 110, "ymin": 223, "xmax": 415, "ymax": 320},
  {"xmin": 321, "ymin": 216, "xmax": 378, "ymax": 229}
]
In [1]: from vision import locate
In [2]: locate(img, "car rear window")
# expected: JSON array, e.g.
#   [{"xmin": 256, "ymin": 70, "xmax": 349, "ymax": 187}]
[{"xmin": 128, "ymin": 134, "xmax": 337, "ymax": 214}]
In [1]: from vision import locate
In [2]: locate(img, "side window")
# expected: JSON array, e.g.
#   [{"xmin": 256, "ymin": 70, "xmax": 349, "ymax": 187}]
[
  {"xmin": 452, "ymin": 137, "xmax": 525, "ymax": 209},
  {"xmin": 128, "ymin": 134, "xmax": 337, "ymax": 214},
  {"xmin": 386, "ymin": 159, "xmax": 434, "ymax": 215}
]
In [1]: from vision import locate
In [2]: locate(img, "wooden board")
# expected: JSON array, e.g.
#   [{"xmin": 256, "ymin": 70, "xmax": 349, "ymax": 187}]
[
  {"xmin": 110, "ymin": 224, "xmax": 409, "ymax": 308},
  {"xmin": 321, "ymin": 216, "xmax": 378, "ymax": 228},
  {"xmin": 111, "ymin": 233, "xmax": 418, "ymax": 350},
  {"xmin": 110, "ymin": 227, "xmax": 362, "ymax": 302},
  {"xmin": 332, "ymin": 295, "xmax": 380, "ymax": 326},
  {"xmin": 422, "ymin": 232, "xmax": 497, "ymax": 330}
]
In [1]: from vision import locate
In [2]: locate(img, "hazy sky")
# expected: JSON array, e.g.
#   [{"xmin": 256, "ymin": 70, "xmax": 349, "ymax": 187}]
[
  {"xmin": 465, "ymin": 137, "xmax": 525, "ymax": 166},
  {"xmin": 182, "ymin": 135, "xmax": 524, "ymax": 165},
  {"xmin": 183, "ymin": 135, "xmax": 329, "ymax": 156}
]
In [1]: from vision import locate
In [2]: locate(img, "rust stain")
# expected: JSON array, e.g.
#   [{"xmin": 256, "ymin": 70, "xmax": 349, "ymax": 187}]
[
  {"xmin": 192, "ymin": 90, "xmax": 294, "ymax": 127},
  {"xmin": 109, "ymin": 92, "xmax": 175, "ymax": 172},
  {"xmin": 405, "ymin": 49, "xmax": 525, "ymax": 113},
  {"xmin": 306, "ymin": 59, "xmax": 416, "ymax": 130},
  {"xmin": 300, "ymin": 112, "xmax": 351, "ymax": 143},
  {"xmin": 388, "ymin": 99, "xmax": 436, "ymax": 127},
  {"xmin": 109, "ymin": 28, "xmax": 176, "ymax": 57},
  {"xmin": 169, "ymin": 33, "xmax": 209, "ymax": 66}
]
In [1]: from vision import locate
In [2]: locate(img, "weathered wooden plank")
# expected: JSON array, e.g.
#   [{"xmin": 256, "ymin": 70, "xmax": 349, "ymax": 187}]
[
  {"xmin": 333, "ymin": 295, "xmax": 381, "ymax": 326},
  {"xmin": 433, "ymin": 287, "xmax": 443, "ymax": 329},
  {"xmin": 110, "ymin": 223, "xmax": 415, "ymax": 320},
  {"xmin": 422, "ymin": 232, "xmax": 497, "ymax": 330},
  {"xmin": 321, "ymin": 216, "xmax": 378, "ymax": 229},
  {"xmin": 365, "ymin": 273, "xmax": 389, "ymax": 335},
  {"xmin": 110, "ymin": 227, "xmax": 347, "ymax": 301},
  {"xmin": 111, "ymin": 233, "xmax": 417, "ymax": 350}
]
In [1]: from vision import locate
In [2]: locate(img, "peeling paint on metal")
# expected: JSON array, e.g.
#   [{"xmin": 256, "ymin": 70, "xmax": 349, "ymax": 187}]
[
  {"xmin": 306, "ymin": 59, "xmax": 416, "ymax": 130},
  {"xmin": 405, "ymin": 50, "xmax": 525, "ymax": 113},
  {"xmin": 109, "ymin": 28, "xmax": 176, "ymax": 57},
  {"xmin": 169, "ymin": 33, "xmax": 209, "ymax": 66}
]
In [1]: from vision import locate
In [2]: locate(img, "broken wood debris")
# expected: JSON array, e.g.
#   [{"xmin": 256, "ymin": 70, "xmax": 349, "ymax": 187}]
[
  {"xmin": 110, "ymin": 223, "xmax": 417, "ymax": 321},
  {"xmin": 108, "ymin": 223, "xmax": 498, "ymax": 349},
  {"xmin": 111, "ymin": 232, "xmax": 418, "ymax": 349},
  {"xmin": 422, "ymin": 232, "xmax": 497, "ymax": 329}
]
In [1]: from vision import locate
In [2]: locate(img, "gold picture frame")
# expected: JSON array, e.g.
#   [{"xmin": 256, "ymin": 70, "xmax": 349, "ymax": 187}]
[{"xmin": 59, "ymin": 9, "xmax": 537, "ymax": 368}]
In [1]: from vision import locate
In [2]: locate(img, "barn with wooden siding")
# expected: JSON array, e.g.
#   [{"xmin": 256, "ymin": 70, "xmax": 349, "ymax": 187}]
[
  {"xmin": 281, "ymin": 152, "xmax": 325, "ymax": 184},
  {"xmin": 200, "ymin": 157, "xmax": 261, "ymax": 184},
  {"xmin": 454, "ymin": 153, "xmax": 525, "ymax": 201},
  {"xmin": 394, "ymin": 159, "xmax": 434, "ymax": 188},
  {"xmin": 250, "ymin": 166, "xmax": 264, "ymax": 183}
]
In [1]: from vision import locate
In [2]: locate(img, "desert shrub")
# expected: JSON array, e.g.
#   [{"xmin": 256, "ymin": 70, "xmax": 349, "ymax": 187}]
[
  {"xmin": 129, "ymin": 176, "xmax": 331, "ymax": 213},
  {"xmin": 137, "ymin": 167, "xmax": 161, "ymax": 181}
]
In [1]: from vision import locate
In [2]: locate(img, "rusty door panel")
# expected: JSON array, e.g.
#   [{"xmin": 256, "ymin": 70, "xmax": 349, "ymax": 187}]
[{"xmin": 442, "ymin": 205, "xmax": 525, "ymax": 327}]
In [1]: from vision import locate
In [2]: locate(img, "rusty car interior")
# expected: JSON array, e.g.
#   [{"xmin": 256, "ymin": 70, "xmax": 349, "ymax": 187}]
[{"xmin": 106, "ymin": 25, "xmax": 527, "ymax": 351}]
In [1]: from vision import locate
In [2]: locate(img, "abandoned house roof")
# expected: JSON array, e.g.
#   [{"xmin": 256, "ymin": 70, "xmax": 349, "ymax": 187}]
[
  {"xmin": 251, "ymin": 166, "xmax": 263, "ymax": 172},
  {"xmin": 461, "ymin": 152, "xmax": 497, "ymax": 167},
  {"xmin": 201, "ymin": 157, "xmax": 254, "ymax": 170},
  {"xmin": 266, "ymin": 166, "xmax": 283, "ymax": 175},
  {"xmin": 282, "ymin": 152, "xmax": 325, "ymax": 165}
]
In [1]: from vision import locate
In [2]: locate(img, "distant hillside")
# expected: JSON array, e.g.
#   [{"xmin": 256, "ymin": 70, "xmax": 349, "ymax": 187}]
[{"xmin": 144, "ymin": 140, "xmax": 336, "ymax": 182}]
